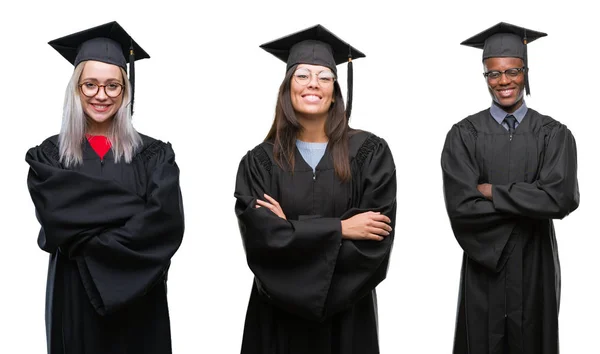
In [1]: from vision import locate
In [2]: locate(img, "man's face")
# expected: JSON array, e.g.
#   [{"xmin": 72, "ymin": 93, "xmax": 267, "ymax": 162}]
[{"xmin": 483, "ymin": 57, "xmax": 526, "ymax": 113}]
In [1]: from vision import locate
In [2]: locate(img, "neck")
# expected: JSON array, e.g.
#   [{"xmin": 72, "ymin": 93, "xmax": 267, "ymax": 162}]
[
  {"xmin": 87, "ymin": 117, "xmax": 112, "ymax": 136},
  {"xmin": 297, "ymin": 114, "xmax": 328, "ymax": 142}
]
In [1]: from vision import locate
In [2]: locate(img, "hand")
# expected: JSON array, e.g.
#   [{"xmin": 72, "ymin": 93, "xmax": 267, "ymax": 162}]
[
  {"xmin": 477, "ymin": 183, "xmax": 493, "ymax": 200},
  {"xmin": 255, "ymin": 194, "xmax": 287, "ymax": 220},
  {"xmin": 341, "ymin": 211, "xmax": 392, "ymax": 241}
]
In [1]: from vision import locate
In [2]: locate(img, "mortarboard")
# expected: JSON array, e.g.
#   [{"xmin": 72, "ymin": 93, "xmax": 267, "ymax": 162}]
[
  {"xmin": 461, "ymin": 22, "xmax": 547, "ymax": 95},
  {"xmin": 48, "ymin": 21, "xmax": 150, "ymax": 115},
  {"xmin": 260, "ymin": 24, "xmax": 365, "ymax": 120}
]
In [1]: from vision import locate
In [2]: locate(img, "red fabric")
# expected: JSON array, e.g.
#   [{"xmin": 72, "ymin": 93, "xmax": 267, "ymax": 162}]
[{"xmin": 86, "ymin": 135, "xmax": 112, "ymax": 159}]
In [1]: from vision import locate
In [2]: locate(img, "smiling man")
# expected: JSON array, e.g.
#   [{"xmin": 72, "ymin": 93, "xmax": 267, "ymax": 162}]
[{"xmin": 441, "ymin": 23, "xmax": 580, "ymax": 354}]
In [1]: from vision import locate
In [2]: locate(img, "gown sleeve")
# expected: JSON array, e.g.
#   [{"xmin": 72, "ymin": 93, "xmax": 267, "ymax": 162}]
[
  {"xmin": 26, "ymin": 141, "xmax": 185, "ymax": 315},
  {"xmin": 234, "ymin": 137, "xmax": 396, "ymax": 322},
  {"xmin": 323, "ymin": 136, "xmax": 396, "ymax": 318},
  {"xmin": 76, "ymin": 143, "xmax": 184, "ymax": 315},
  {"xmin": 441, "ymin": 123, "xmax": 517, "ymax": 272},
  {"xmin": 492, "ymin": 123, "xmax": 580, "ymax": 219},
  {"xmin": 235, "ymin": 147, "xmax": 342, "ymax": 321},
  {"xmin": 26, "ymin": 144, "xmax": 146, "ymax": 254}
]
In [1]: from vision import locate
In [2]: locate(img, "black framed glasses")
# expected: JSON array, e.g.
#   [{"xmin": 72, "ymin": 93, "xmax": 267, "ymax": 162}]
[
  {"xmin": 483, "ymin": 67, "xmax": 526, "ymax": 81},
  {"xmin": 293, "ymin": 68, "xmax": 336, "ymax": 86},
  {"xmin": 79, "ymin": 82, "xmax": 124, "ymax": 98}
]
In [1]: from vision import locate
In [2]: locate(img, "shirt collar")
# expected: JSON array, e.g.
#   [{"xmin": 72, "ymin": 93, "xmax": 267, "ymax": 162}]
[{"xmin": 490, "ymin": 100, "xmax": 528, "ymax": 125}]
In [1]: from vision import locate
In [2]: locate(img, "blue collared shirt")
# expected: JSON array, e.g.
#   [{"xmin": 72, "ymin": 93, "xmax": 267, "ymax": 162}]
[
  {"xmin": 296, "ymin": 140, "xmax": 327, "ymax": 172},
  {"xmin": 490, "ymin": 101, "xmax": 528, "ymax": 131}
]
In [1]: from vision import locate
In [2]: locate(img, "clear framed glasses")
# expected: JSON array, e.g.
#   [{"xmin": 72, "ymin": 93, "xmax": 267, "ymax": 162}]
[
  {"xmin": 79, "ymin": 82, "xmax": 124, "ymax": 98},
  {"xmin": 293, "ymin": 68, "xmax": 336, "ymax": 86},
  {"xmin": 483, "ymin": 67, "xmax": 526, "ymax": 81}
]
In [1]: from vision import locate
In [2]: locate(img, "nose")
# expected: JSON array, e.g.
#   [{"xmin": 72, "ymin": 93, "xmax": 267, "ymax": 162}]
[
  {"xmin": 498, "ymin": 72, "xmax": 511, "ymax": 85},
  {"xmin": 307, "ymin": 73, "xmax": 320, "ymax": 88},
  {"xmin": 95, "ymin": 86, "xmax": 108, "ymax": 100}
]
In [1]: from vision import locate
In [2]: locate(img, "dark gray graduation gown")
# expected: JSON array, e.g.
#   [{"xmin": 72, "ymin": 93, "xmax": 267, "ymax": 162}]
[
  {"xmin": 26, "ymin": 135, "xmax": 184, "ymax": 354},
  {"xmin": 441, "ymin": 108, "xmax": 579, "ymax": 354},
  {"xmin": 234, "ymin": 131, "xmax": 396, "ymax": 354}
]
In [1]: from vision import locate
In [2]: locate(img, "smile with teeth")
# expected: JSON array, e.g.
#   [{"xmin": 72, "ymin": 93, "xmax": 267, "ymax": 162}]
[
  {"xmin": 497, "ymin": 88, "xmax": 515, "ymax": 97},
  {"xmin": 302, "ymin": 94, "xmax": 321, "ymax": 103},
  {"xmin": 91, "ymin": 103, "xmax": 111, "ymax": 112}
]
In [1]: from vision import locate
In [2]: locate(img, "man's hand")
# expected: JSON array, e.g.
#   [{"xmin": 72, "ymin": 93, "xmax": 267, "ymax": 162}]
[{"xmin": 477, "ymin": 183, "xmax": 493, "ymax": 200}]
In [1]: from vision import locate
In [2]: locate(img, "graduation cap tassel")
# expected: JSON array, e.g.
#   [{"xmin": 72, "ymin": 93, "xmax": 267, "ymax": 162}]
[
  {"xmin": 523, "ymin": 30, "xmax": 530, "ymax": 96},
  {"xmin": 129, "ymin": 40, "xmax": 136, "ymax": 115},
  {"xmin": 346, "ymin": 51, "xmax": 354, "ymax": 121}
]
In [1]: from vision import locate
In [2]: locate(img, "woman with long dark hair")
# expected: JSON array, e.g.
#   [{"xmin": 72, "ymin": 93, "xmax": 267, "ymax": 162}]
[
  {"xmin": 234, "ymin": 25, "xmax": 397, "ymax": 354},
  {"xmin": 25, "ymin": 22, "xmax": 184, "ymax": 354}
]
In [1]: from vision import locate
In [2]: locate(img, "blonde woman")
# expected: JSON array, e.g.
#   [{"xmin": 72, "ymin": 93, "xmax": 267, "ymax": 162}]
[{"xmin": 26, "ymin": 22, "xmax": 184, "ymax": 354}]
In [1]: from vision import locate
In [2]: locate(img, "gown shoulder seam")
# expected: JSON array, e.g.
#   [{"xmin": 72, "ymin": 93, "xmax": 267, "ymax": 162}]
[
  {"xmin": 251, "ymin": 144, "xmax": 272, "ymax": 173},
  {"xmin": 40, "ymin": 138, "xmax": 60, "ymax": 161},
  {"xmin": 137, "ymin": 140, "xmax": 165, "ymax": 162},
  {"xmin": 459, "ymin": 119, "xmax": 478, "ymax": 139},
  {"xmin": 355, "ymin": 134, "xmax": 380, "ymax": 170},
  {"xmin": 542, "ymin": 120, "xmax": 560, "ymax": 130}
]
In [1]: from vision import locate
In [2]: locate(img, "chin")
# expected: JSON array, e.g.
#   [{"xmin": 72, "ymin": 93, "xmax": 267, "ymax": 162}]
[
  {"xmin": 495, "ymin": 96, "xmax": 523, "ymax": 110},
  {"xmin": 298, "ymin": 108, "xmax": 328, "ymax": 117},
  {"xmin": 85, "ymin": 111, "xmax": 116, "ymax": 125},
  {"xmin": 304, "ymin": 111, "xmax": 325, "ymax": 116},
  {"xmin": 91, "ymin": 117, "xmax": 112, "ymax": 124}
]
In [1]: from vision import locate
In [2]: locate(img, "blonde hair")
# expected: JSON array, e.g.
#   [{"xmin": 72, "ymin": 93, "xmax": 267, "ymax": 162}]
[{"xmin": 59, "ymin": 61, "xmax": 142, "ymax": 167}]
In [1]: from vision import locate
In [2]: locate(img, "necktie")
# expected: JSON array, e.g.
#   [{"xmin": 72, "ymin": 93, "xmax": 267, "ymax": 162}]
[{"xmin": 504, "ymin": 115, "xmax": 517, "ymax": 138}]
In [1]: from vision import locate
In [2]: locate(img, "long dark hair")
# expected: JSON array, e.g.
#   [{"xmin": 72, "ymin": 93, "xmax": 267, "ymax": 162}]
[{"xmin": 265, "ymin": 64, "xmax": 351, "ymax": 182}]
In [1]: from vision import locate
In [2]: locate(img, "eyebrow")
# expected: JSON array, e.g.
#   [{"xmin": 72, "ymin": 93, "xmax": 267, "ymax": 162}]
[
  {"xmin": 295, "ymin": 68, "xmax": 334, "ymax": 74},
  {"xmin": 79, "ymin": 78, "xmax": 124, "ymax": 84}
]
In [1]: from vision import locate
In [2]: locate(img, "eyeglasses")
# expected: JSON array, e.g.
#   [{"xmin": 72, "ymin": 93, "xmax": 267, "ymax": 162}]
[
  {"xmin": 293, "ymin": 68, "xmax": 336, "ymax": 86},
  {"xmin": 483, "ymin": 67, "xmax": 526, "ymax": 81},
  {"xmin": 79, "ymin": 82, "xmax": 124, "ymax": 98}
]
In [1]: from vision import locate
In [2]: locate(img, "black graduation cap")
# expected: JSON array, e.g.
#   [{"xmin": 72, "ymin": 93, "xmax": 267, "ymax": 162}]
[
  {"xmin": 461, "ymin": 22, "xmax": 547, "ymax": 95},
  {"xmin": 260, "ymin": 24, "xmax": 365, "ymax": 120},
  {"xmin": 48, "ymin": 21, "xmax": 150, "ymax": 115}
]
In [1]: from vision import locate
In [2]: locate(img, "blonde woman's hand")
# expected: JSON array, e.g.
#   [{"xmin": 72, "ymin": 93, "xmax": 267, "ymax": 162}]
[
  {"xmin": 341, "ymin": 211, "xmax": 392, "ymax": 241},
  {"xmin": 255, "ymin": 194, "xmax": 287, "ymax": 220}
]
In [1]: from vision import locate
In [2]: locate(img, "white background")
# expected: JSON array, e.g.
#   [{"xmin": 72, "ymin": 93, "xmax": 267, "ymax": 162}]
[{"xmin": 1, "ymin": 0, "xmax": 598, "ymax": 353}]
